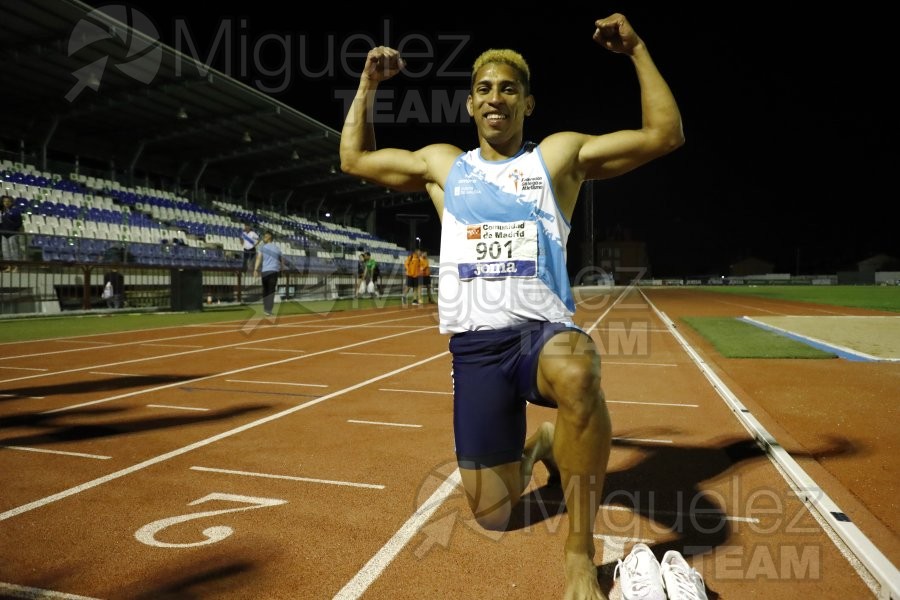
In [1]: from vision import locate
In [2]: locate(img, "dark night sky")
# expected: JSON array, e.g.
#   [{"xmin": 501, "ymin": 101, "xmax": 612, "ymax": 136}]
[{"xmin": 92, "ymin": 2, "xmax": 898, "ymax": 276}]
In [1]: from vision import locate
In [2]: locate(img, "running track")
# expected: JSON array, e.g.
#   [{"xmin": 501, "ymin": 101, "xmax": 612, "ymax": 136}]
[{"xmin": 0, "ymin": 287, "xmax": 896, "ymax": 599}]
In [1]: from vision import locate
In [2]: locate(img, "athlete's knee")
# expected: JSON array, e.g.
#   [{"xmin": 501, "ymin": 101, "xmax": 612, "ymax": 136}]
[
  {"xmin": 547, "ymin": 358, "xmax": 602, "ymax": 419},
  {"xmin": 472, "ymin": 505, "xmax": 514, "ymax": 531},
  {"xmin": 460, "ymin": 465, "xmax": 521, "ymax": 531}
]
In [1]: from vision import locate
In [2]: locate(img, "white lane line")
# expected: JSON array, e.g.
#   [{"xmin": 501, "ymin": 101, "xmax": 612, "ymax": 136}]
[
  {"xmin": 0, "ymin": 325, "xmax": 257, "ymax": 360},
  {"xmin": 89, "ymin": 371, "xmax": 142, "ymax": 377},
  {"xmin": 56, "ymin": 340, "xmax": 112, "ymax": 345},
  {"xmin": 147, "ymin": 404, "xmax": 209, "ymax": 412},
  {"xmin": 602, "ymin": 504, "xmax": 760, "ymax": 524},
  {"xmin": 333, "ymin": 469, "xmax": 462, "ymax": 600},
  {"xmin": 3, "ymin": 313, "xmax": 429, "ymax": 386},
  {"xmin": 340, "ymin": 351, "xmax": 416, "ymax": 357},
  {"xmin": 0, "ymin": 366, "xmax": 47, "ymax": 371},
  {"xmin": 347, "ymin": 419, "xmax": 422, "ymax": 428},
  {"xmin": 613, "ymin": 437, "xmax": 673, "ymax": 445},
  {"xmin": 227, "ymin": 379, "xmax": 326, "ymax": 387},
  {"xmin": 41, "ymin": 320, "xmax": 427, "ymax": 413},
  {"xmin": 530, "ymin": 500, "xmax": 761, "ymax": 525},
  {"xmin": 642, "ymin": 290, "xmax": 900, "ymax": 599},
  {"xmin": 584, "ymin": 290, "xmax": 629, "ymax": 334},
  {"xmin": 141, "ymin": 343, "xmax": 204, "ymax": 348},
  {"xmin": 2, "ymin": 446, "xmax": 111, "ymax": 460},
  {"xmin": 605, "ymin": 326, "xmax": 671, "ymax": 333},
  {"xmin": 608, "ymin": 400, "xmax": 699, "ymax": 408},
  {"xmin": 0, "ymin": 393, "xmax": 45, "ymax": 399},
  {"xmin": 603, "ymin": 361, "xmax": 679, "ymax": 367},
  {"xmin": 234, "ymin": 347, "xmax": 307, "ymax": 353},
  {"xmin": 190, "ymin": 466, "xmax": 383, "ymax": 490},
  {"xmin": 0, "ymin": 345, "xmax": 448, "ymax": 521},
  {"xmin": 0, "ymin": 582, "xmax": 101, "ymax": 599},
  {"xmin": 378, "ymin": 388, "xmax": 452, "ymax": 395}
]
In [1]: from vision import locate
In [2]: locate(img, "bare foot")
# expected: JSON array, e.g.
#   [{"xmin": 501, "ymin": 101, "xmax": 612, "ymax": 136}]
[{"xmin": 563, "ymin": 551, "xmax": 607, "ymax": 600}]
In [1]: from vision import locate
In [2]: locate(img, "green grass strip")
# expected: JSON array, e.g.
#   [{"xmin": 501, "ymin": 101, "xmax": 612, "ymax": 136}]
[
  {"xmin": 697, "ymin": 285, "xmax": 900, "ymax": 312},
  {"xmin": 681, "ymin": 317, "xmax": 836, "ymax": 359},
  {"xmin": 0, "ymin": 297, "xmax": 404, "ymax": 343}
]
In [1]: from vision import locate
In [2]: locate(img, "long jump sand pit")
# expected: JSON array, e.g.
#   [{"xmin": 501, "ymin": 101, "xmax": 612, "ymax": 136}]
[{"xmin": 743, "ymin": 315, "xmax": 900, "ymax": 361}]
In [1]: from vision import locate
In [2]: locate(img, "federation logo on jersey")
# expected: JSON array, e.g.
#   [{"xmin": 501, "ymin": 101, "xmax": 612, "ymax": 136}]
[
  {"xmin": 508, "ymin": 169, "xmax": 524, "ymax": 192},
  {"xmin": 466, "ymin": 225, "xmax": 482, "ymax": 239}
]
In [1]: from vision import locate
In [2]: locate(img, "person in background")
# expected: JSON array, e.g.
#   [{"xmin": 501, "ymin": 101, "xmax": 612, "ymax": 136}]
[
  {"xmin": 355, "ymin": 249, "xmax": 367, "ymax": 298},
  {"xmin": 362, "ymin": 251, "xmax": 379, "ymax": 298},
  {"xmin": 403, "ymin": 248, "xmax": 420, "ymax": 306},
  {"xmin": 372, "ymin": 258, "xmax": 384, "ymax": 296},
  {"xmin": 103, "ymin": 268, "xmax": 125, "ymax": 309},
  {"xmin": 1, "ymin": 194, "xmax": 24, "ymax": 271},
  {"xmin": 339, "ymin": 13, "xmax": 684, "ymax": 599},
  {"xmin": 418, "ymin": 249, "xmax": 434, "ymax": 304},
  {"xmin": 240, "ymin": 221, "xmax": 260, "ymax": 274},
  {"xmin": 254, "ymin": 230, "xmax": 286, "ymax": 317}
]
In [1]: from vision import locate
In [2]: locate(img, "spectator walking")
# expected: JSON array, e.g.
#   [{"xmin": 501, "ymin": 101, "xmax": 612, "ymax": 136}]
[{"xmin": 254, "ymin": 231, "xmax": 286, "ymax": 317}]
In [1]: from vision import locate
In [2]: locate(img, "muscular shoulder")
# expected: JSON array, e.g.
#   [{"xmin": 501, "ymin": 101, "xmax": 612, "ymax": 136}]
[
  {"xmin": 538, "ymin": 132, "xmax": 590, "ymax": 176},
  {"xmin": 418, "ymin": 143, "xmax": 463, "ymax": 182},
  {"xmin": 537, "ymin": 132, "xmax": 593, "ymax": 218}
]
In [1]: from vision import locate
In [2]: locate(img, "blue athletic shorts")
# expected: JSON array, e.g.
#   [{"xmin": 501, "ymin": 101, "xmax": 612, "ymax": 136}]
[{"xmin": 449, "ymin": 321, "xmax": 592, "ymax": 469}]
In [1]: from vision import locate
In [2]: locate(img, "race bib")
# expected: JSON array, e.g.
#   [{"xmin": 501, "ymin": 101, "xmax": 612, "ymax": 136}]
[{"xmin": 458, "ymin": 220, "xmax": 538, "ymax": 279}]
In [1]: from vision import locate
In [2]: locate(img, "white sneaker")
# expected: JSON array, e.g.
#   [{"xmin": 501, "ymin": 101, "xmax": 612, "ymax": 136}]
[
  {"xmin": 613, "ymin": 543, "xmax": 667, "ymax": 600},
  {"xmin": 660, "ymin": 550, "xmax": 709, "ymax": 600}
]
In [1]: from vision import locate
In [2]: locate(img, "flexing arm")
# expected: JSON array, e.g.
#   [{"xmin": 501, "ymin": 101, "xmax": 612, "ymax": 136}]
[
  {"xmin": 339, "ymin": 47, "xmax": 428, "ymax": 191},
  {"xmin": 544, "ymin": 14, "xmax": 684, "ymax": 215},
  {"xmin": 339, "ymin": 47, "xmax": 461, "ymax": 211}
]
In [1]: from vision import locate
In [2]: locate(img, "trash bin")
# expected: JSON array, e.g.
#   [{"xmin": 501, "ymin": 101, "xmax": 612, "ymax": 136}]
[{"xmin": 170, "ymin": 268, "xmax": 203, "ymax": 311}]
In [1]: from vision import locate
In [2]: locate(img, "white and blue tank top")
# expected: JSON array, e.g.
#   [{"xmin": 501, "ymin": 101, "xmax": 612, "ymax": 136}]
[{"xmin": 438, "ymin": 143, "xmax": 574, "ymax": 333}]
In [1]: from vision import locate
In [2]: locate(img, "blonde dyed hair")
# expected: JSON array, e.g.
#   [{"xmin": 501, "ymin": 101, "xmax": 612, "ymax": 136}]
[{"xmin": 471, "ymin": 49, "xmax": 531, "ymax": 94}]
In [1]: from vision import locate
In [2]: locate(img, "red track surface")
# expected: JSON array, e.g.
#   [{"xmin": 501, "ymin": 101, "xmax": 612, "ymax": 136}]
[{"xmin": 0, "ymin": 287, "xmax": 896, "ymax": 599}]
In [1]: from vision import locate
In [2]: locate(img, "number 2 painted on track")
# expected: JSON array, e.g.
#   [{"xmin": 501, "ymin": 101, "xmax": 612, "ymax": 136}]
[{"xmin": 135, "ymin": 492, "xmax": 287, "ymax": 548}]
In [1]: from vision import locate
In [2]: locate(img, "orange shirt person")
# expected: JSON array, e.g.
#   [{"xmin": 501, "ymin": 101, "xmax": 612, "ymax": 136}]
[{"xmin": 403, "ymin": 249, "xmax": 420, "ymax": 306}]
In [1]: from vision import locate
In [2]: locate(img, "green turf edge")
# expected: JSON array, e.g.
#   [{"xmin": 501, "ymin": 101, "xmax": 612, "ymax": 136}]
[
  {"xmin": 680, "ymin": 316, "xmax": 837, "ymax": 359},
  {"xmin": 0, "ymin": 297, "xmax": 406, "ymax": 343},
  {"xmin": 695, "ymin": 285, "xmax": 900, "ymax": 313}
]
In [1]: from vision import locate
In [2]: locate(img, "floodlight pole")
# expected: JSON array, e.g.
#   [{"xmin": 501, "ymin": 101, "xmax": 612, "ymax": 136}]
[{"xmin": 396, "ymin": 213, "xmax": 430, "ymax": 251}]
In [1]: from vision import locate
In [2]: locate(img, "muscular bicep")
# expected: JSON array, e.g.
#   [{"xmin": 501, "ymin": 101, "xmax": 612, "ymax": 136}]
[
  {"xmin": 342, "ymin": 143, "xmax": 460, "ymax": 193},
  {"xmin": 341, "ymin": 147, "xmax": 429, "ymax": 191},
  {"xmin": 579, "ymin": 129, "xmax": 677, "ymax": 180}
]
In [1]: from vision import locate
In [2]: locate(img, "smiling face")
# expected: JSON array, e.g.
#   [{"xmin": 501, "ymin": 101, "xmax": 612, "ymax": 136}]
[{"xmin": 467, "ymin": 62, "xmax": 534, "ymax": 159}]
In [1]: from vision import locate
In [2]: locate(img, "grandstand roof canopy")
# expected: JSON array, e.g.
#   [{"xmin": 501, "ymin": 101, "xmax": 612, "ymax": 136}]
[{"xmin": 0, "ymin": 0, "xmax": 410, "ymax": 216}]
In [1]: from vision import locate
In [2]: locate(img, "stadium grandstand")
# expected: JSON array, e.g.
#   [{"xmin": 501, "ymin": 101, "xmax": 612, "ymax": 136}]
[{"xmin": 0, "ymin": 0, "xmax": 434, "ymax": 314}]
